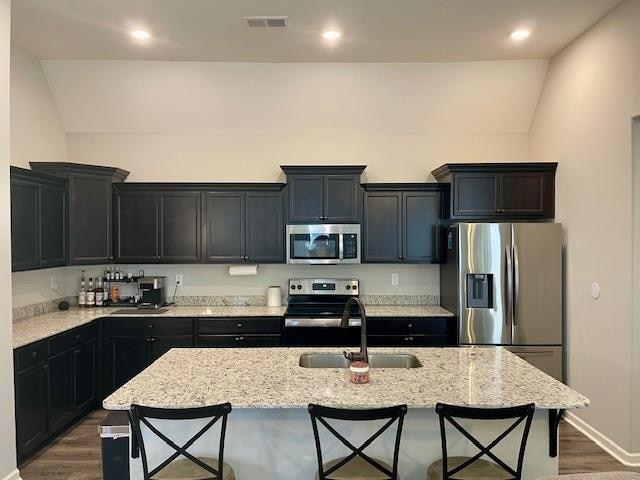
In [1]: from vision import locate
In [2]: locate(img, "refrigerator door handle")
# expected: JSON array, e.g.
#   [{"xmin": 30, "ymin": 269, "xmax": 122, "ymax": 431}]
[
  {"xmin": 513, "ymin": 243, "xmax": 520, "ymax": 326},
  {"xmin": 505, "ymin": 245, "xmax": 513, "ymax": 326}
]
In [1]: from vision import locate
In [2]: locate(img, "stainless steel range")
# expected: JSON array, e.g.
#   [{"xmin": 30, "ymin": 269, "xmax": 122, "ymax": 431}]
[{"xmin": 284, "ymin": 278, "xmax": 362, "ymax": 346}]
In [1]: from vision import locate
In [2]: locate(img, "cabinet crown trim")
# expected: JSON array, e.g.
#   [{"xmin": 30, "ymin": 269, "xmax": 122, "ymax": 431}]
[
  {"xmin": 10, "ymin": 166, "xmax": 67, "ymax": 187},
  {"xmin": 362, "ymin": 183, "xmax": 448, "ymax": 192},
  {"xmin": 431, "ymin": 162, "xmax": 558, "ymax": 180},
  {"xmin": 30, "ymin": 162, "xmax": 130, "ymax": 182},
  {"xmin": 280, "ymin": 165, "xmax": 366, "ymax": 176},
  {"xmin": 116, "ymin": 182, "xmax": 286, "ymax": 191}
]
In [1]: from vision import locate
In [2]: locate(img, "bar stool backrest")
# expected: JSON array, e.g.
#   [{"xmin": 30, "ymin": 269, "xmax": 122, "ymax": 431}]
[
  {"xmin": 435, "ymin": 403, "xmax": 535, "ymax": 480},
  {"xmin": 308, "ymin": 403, "xmax": 408, "ymax": 480},
  {"xmin": 128, "ymin": 403, "xmax": 232, "ymax": 480}
]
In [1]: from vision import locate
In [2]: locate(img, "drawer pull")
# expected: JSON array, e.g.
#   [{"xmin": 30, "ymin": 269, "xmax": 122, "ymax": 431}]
[
  {"xmin": 75, "ymin": 334, "xmax": 81, "ymax": 340},
  {"xmin": 148, "ymin": 324, "xmax": 153, "ymax": 329},
  {"xmin": 31, "ymin": 351, "xmax": 38, "ymax": 357},
  {"xmin": 235, "ymin": 337, "xmax": 244, "ymax": 341},
  {"xmin": 408, "ymin": 323, "xmax": 413, "ymax": 328},
  {"xmin": 237, "ymin": 323, "xmax": 243, "ymax": 328}
]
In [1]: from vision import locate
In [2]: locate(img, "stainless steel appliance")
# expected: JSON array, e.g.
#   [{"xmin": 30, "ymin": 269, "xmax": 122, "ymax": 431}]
[
  {"xmin": 440, "ymin": 223, "xmax": 564, "ymax": 381},
  {"xmin": 286, "ymin": 224, "xmax": 360, "ymax": 264},
  {"xmin": 137, "ymin": 276, "xmax": 167, "ymax": 309},
  {"xmin": 284, "ymin": 278, "xmax": 361, "ymax": 346}
]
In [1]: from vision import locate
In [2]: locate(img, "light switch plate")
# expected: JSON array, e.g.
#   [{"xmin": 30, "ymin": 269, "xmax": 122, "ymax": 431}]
[{"xmin": 391, "ymin": 273, "xmax": 399, "ymax": 286}]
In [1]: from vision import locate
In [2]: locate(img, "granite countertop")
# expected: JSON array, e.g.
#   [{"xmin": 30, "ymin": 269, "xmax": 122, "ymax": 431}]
[
  {"xmin": 12, "ymin": 305, "xmax": 288, "ymax": 349},
  {"xmin": 12, "ymin": 304, "xmax": 455, "ymax": 349},
  {"xmin": 103, "ymin": 347, "xmax": 589, "ymax": 410}
]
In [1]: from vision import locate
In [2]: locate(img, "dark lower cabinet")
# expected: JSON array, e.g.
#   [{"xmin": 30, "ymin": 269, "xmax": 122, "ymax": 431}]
[
  {"xmin": 47, "ymin": 350, "xmax": 75, "ymax": 432},
  {"xmin": 363, "ymin": 185, "xmax": 445, "ymax": 263},
  {"xmin": 368, "ymin": 317, "xmax": 456, "ymax": 346},
  {"xmin": 106, "ymin": 336, "xmax": 152, "ymax": 395},
  {"xmin": 150, "ymin": 336, "xmax": 194, "ymax": 361},
  {"xmin": 197, "ymin": 335, "xmax": 281, "ymax": 347},
  {"xmin": 14, "ymin": 326, "xmax": 99, "ymax": 465},
  {"xmin": 196, "ymin": 317, "xmax": 282, "ymax": 347},
  {"xmin": 15, "ymin": 363, "xmax": 48, "ymax": 464},
  {"xmin": 74, "ymin": 340, "xmax": 97, "ymax": 410}
]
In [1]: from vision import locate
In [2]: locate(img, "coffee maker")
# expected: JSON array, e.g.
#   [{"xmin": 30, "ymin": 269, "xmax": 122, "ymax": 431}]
[{"xmin": 137, "ymin": 277, "xmax": 167, "ymax": 309}]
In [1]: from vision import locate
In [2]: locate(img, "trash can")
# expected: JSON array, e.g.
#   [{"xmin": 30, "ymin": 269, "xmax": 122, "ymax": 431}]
[{"xmin": 99, "ymin": 411, "xmax": 131, "ymax": 480}]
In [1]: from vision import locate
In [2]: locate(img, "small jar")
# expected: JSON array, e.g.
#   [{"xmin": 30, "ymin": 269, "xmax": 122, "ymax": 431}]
[{"xmin": 349, "ymin": 361, "xmax": 370, "ymax": 384}]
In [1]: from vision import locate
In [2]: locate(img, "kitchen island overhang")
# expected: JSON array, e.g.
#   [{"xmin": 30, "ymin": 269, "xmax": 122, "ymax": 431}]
[{"xmin": 104, "ymin": 347, "xmax": 589, "ymax": 480}]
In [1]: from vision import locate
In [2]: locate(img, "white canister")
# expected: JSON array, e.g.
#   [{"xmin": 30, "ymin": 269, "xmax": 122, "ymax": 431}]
[{"xmin": 267, "ymin": 286, "xmax": 282, "ymax": 307}]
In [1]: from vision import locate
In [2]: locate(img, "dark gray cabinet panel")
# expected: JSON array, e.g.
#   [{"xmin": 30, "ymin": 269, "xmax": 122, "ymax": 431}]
[
  {"xmin": 281, "ymin": 166, "xmax": 365, "ymax": 224},
  {"xmin": 432, "ymin": 163, "xmax": 557, "ymax": 220},
  {"xmin": 107, "ymin": 336, "xmax": 151, "ymax": 394},
  {"xmin": 363, "ymin": 192, "xmax": 401, "ymax": 262},
  {"xmin": 10, "ymin": 168, "xmax": 68, "ymax": 272},
  {"xmin": 453, "ymin": 173, "xmax": 500, "ymax": 218},
  {"xmin": 150, "ymin": 336, "xmax": 194, "ymax": 361},
  {"xmin": 324, "ymin": 175, "xmax": 360, "ymax": 222},
  {"xmin": 500, "ymin": 172, "xmax": 553, "ymax": 216},
  {"xmin": 363, "ymin": 185, "xmax": 445, "ymax": 264},
  {"xmin": 15, "ymin": 363, "xmax": 48, "ymax": 463},
  {"xmin": 30, "ymin": 163, "xmax": 129, "ymax": 266},
  {"xmin": 246, "ymin": 192, "xmax": 284, "ymax": 263},
  {"xmin": 47, "ymin": 350, "xmax": 75, "ymax": 432},
  {"xmin": 68, "ymin": 174, "xmax": 113, "ymax": 264},
  {"xmin": 116, "ymin": 191, "xmax": 158, "ymax": 262},
  {"xmin": 39, "ymin": 185, "xmax": 67, "ymax": 268},
  {"xmin": 11, "ymin": 179, "xmax": 40, "ymax": 271},
  {"xmin": 74, "ymin": 340, "xmax": 97, "ymax": 410},
  {"xmin": 204, "ymin": 192, "xmax": 245, "ymax": 262},
  {"xmin": 159, "ymin": 192, "xmax": 202, "ymax": 262},
  {"xmin": 403, "ymin": 192, "xmax": 441, "ymax": 262},
  {"xmin": 287, "ymin": 175, "xmax": 323, "ymax": 222}
]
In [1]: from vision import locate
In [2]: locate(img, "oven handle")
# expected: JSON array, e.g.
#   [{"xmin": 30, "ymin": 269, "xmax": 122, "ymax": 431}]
[{"xmin": 285, "ymin": 318, "xmax": 361, "ymax": 328}]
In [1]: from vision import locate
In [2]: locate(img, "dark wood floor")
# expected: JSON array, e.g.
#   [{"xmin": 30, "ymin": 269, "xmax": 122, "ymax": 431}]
[{"xmin": 19, "ymin": 411, "xmax": 640, "ymax": 479}]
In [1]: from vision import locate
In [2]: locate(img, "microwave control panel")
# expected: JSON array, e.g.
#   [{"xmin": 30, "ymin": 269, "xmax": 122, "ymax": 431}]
[{"xmin": 343, "ymin": 234, "xmax": 358, "ymax": 259}]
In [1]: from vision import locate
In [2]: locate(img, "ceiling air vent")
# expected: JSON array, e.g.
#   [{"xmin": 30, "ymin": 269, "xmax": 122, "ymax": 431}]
[{"xmin": 244, "ymin": 16, "xmax": 288, "ymax": 28}]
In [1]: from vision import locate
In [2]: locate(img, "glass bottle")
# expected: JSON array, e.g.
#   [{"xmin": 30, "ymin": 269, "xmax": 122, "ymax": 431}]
[
  {"xmin": 78, "ymin": 270, "xmax": 87, "ymax": 308},
  {"xmin": 87, "ymin": 277, "xmax": 96, "ymax": 308}
]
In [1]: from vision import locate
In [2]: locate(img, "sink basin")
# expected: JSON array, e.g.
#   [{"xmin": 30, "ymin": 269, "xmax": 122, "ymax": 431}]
[{"xmin": 299, "ymin": 353, "xmax": 422, "ymax": 369}]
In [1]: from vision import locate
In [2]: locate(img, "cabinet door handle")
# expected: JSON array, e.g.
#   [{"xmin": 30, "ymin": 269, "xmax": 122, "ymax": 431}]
[
  {"xmin": 31, "ymin": 351, "xmax": 38, "ymax": 357},
  {"xmin": 237, "ymin": 323, "xmax": 243, "ymax": 328},
  {"xmin": 75, "ymin": 334, "xmax": 81, "ymax": 340},
  {"xmin": 408, "ymin": 323, "xmax": 413, "ymax": 328},
  {"xmin": 109, "ymin": 256, "xmax": 114, "ymax": 260}
]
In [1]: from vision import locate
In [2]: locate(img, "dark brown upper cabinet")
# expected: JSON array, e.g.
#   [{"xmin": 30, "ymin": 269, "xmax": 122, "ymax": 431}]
[
  {"xmin": 30, "ymin": 162, "xmax": 129, "ymax": 265},
  {"xmin": 114, "ymin": 185, "xmax": 202, "ymax": 263},
  {"xmin": 432, "ymin": 163, "xmax": 557, "ymax": 220},
  {"xmin": 362, "ymin": 184, "xmax": 447, "ymax": 264},
  {"xmin": 281, "ymin": 166, "xmax": 365, "ymax": 223},
  {"xmin": 203, "ymin": 185, "xmax": 285, "ymax": 264},
  {"xmin": 10, "ymin": 167, "xmax": 67, "ymax": 271}
]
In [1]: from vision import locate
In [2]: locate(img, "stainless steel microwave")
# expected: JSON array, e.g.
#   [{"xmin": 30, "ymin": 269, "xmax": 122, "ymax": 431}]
[{"xmin": 286, "ymin": 224, "xmax": 361, "ymax": 264}]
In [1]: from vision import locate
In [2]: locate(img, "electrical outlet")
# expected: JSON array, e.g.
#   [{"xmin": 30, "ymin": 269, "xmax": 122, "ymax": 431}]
[
  {"xmin": 175, "ymin": 274, "xmax": 184, "ymax": 286},
  {"xmin": 391, "ymin": 273, "xmax": 399, "ymax": 286},
  {"xmin": 50, "ymin": 276, "xmax": 58, "ymax": 290}
]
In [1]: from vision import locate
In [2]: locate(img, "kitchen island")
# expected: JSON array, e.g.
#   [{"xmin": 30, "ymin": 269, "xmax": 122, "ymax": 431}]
[{"xmin": 104, "ymin": 347, "xmax": 588, "ymax": 480}]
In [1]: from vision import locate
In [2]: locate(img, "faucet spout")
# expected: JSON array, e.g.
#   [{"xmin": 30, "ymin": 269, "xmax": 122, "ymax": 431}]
[{"xmin": 341, "ymin": 297, "xmax": 368, "ymax": 364}]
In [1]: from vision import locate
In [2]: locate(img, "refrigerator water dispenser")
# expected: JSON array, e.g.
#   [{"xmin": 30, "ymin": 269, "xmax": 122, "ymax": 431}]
[{"xmin": 466, "ymin": 274, "xmax": 493, "ymax": 308}]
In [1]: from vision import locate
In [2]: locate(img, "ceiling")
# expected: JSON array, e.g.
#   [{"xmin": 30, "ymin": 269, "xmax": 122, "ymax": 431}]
[{"xmin": 12, "ymin": 0, "xmax": 622, "ymax": 62}]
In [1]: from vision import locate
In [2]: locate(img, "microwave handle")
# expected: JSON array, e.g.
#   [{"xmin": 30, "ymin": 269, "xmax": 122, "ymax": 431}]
[{"xmin": 339, "ymin": 234, "xmax": 344, "ymax": 260}]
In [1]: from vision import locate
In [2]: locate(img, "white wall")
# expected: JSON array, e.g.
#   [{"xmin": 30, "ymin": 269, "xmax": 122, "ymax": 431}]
[
  {"xmin": 529, "ymin": 0, "xmax": 640, "ymax": 453},
  {"xmin": 37, "ymin": 59, "xmax": 549, "ymax": 182},
  {"xmin": 0, "ymin": 0, "xmax": 18, "ymax": 478},
  {"xmin": 10, "ymin": 43, "xmax": 66, "ymax": 168}
]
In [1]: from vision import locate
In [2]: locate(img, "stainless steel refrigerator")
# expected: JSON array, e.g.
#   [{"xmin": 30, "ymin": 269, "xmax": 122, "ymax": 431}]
[{"xmin": 440, "ymin": 223, "xmax": 564, "ymax": 382}]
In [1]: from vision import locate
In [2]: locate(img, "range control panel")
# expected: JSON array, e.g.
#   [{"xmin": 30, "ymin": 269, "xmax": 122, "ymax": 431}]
[{"xmin": 288, "ymin": 278, "xmax": 359, "ymax": 296}]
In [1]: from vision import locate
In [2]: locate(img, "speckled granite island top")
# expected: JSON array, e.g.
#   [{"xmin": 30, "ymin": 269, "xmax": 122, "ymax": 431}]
[
  {"xmin": 103, "ymin": 347, "xmax": 589, "ymax": 411},
  {"xmin": 12, "ymin": 305, "xmax": 287, "ymax": 349}
]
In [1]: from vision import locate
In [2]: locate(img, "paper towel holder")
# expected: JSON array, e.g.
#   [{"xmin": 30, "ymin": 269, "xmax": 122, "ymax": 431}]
[{"xmin": 228, "ymin": 264, "xmax": 259, "ymax": 276}]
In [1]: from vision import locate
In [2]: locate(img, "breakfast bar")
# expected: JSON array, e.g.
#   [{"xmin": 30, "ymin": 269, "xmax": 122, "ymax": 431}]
[{"xmin": 103, "ymin": 347, "xmax": 589, "ymax": 480}]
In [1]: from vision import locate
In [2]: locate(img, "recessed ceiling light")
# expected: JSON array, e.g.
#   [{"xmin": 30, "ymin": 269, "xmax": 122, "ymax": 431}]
[
  {"xmin": 130, "ymin": 29, "xmax": 151, "ymax": 40},
  {"xmin": 322, "ymin": 30, "xmax": 342, "ymax": 41},
  {"xmin": 510, "ymin": 29, "xmax": 531, "ymax": 41}
]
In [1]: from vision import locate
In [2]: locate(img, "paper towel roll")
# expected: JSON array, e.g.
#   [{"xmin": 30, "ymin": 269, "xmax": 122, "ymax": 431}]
[
  {"xmin": 228, "ymin": 264, "xmax": 259, "ymax": 276},
  {"xmin": 267, "ymin": 286, "xmax": 282, "ymax": 307}
]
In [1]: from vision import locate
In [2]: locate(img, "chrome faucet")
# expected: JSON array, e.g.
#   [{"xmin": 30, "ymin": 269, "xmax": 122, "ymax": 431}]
[{"xmin": 341, "ymin": 297, "xmax": 368, "ymax": 363}]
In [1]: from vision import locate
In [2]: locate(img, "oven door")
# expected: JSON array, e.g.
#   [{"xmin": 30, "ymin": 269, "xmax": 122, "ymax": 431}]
[
  {"xmin": 286, "ymin": 224, "xmax": 360, "ymax": 264},
  {"xmin": 284, "ymin": 317, "xmax": 361, "ymax": 347}
]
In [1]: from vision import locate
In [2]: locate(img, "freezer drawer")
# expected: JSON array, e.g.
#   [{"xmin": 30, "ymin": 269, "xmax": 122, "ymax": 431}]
[{"xmin": 506, "ymin": 346, "xmax": 563, "ymax": 383}]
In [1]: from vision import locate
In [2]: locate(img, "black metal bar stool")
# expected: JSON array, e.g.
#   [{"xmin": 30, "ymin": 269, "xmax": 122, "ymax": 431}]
[
  {"xmin": 128, "ymin": 403, "xmax": 235, "ymax": 480},
  {"xmin": 427, "ymin": 403, "xmax": 535, "ymax": 480},
  {"xmin": 308, "ymin": 403, "xmax": 408, "ymax": 480}
]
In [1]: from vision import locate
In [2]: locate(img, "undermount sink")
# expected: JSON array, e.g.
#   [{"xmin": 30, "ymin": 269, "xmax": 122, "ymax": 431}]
[{"xmin": 299, "ymin": 353, "xmax": 422, "ymax": 369}]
